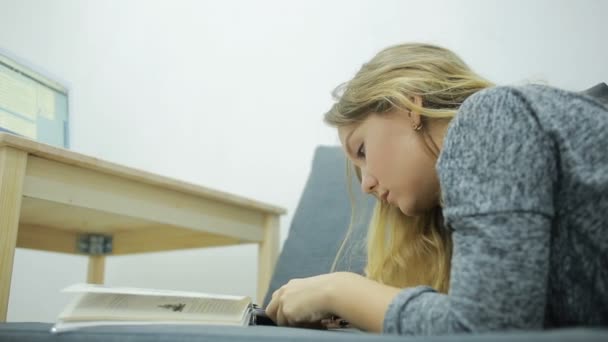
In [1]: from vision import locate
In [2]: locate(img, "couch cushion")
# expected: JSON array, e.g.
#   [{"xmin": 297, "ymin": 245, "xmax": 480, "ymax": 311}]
[
  {"xmin": 579, "ymin": 82, "xmax": 608, "ymax": 107},
  {"xmin": 1, "ymin": 323, "xmax": 608, "ymax": 342}
]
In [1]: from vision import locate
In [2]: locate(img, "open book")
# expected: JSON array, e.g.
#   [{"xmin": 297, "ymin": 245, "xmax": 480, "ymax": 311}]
[{"xmin": 51, "ymin": 283, "xmax": 273, "ymax": 333}]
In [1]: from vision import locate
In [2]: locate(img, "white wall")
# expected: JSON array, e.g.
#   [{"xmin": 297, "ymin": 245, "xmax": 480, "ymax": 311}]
[{"xmin": 1, "ymin": 0, "xmax": 606, "ymax": 322}]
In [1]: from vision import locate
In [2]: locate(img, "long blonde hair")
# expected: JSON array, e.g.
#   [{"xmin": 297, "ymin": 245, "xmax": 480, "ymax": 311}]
[{"xmin": 325, "ymin": 43, "xmax": 493, "ymax": 293}]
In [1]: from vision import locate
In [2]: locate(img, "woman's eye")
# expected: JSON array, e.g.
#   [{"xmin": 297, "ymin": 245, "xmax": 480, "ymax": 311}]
[{"xmin": 356, "ymin": 143, "xmax": 366, "ymax": 159}]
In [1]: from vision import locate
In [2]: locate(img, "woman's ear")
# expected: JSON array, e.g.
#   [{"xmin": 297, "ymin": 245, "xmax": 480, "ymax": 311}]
[{"xmin": 408, "ymin": 95, "xmax": 424, "ymax": 130}]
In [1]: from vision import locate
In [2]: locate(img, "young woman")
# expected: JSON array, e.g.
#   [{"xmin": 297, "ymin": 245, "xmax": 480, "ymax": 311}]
[{"xmin": 265, "ymin": 43, "xmax": 608, "ymax": 335}]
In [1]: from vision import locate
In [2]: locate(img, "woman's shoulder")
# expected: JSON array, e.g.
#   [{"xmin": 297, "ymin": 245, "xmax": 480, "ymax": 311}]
[
  {"xmin": 458, "ymin": 84, "xmax": 606, "ymax": 121},
  {"xmin": 457, "ymin": 84, "xmax": 555, "ymax": 119},
  {"xmin": 448, "ymin": 84, "xmax": 603, "ymax": 141},
  {"xmin": 438, "ymin": 85, "xmax": 559, "ymax": 217},
  {"xmin": 438, "ymin": 83, "xmax": 608, "ymax": 217},
  {"xmin": 439, "ymin": 86, "xmax": 547, "ymax": 170},
  {"xmin": 445, "ymin": 85, "xmax": 542, "ymax": 144},
  {"xmin": 457, "ymin": 84, "xmax": 546, "ymax": 120}
]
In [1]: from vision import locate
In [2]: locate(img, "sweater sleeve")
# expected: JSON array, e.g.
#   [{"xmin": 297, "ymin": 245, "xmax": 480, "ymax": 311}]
[{"xmin": 383, "ymin": 87, "xmax": 557, "ymax": 335}]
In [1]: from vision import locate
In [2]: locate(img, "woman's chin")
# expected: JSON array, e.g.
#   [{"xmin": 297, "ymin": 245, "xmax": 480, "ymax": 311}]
[
  {"xmin": 396, "ymin": 199, "xmax": 424, "ymax": 217},
  {"xmin": 396, "ymin": 200, "xmax": 414, "ymax": 217}
]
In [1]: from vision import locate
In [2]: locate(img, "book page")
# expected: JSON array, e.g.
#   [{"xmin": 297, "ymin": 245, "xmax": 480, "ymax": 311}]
[
  {"xmin": 60, "ymin": 292, "xmax": 251, "ymax": 323},
  {"xmin": 62, "ymin": 283, "xmax": 248, "ymax": 301},
  {"xmin": 52, "ymin": 319, "xmax": 251, "ymax": 334}
]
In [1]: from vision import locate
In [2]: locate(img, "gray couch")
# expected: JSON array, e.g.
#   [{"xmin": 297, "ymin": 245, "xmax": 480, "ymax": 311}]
[{"xmin": 1, "ymin": 145, "xmax": 607, "ymax": 341}]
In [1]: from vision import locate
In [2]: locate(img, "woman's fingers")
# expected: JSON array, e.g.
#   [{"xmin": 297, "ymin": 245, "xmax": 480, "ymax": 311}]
[
  {"xmin": 276, "ymin": 302, "xmax": 288, "ymax": 326},
  {"xmin": 264, "ymin": 296, "xmax": 278, "ymax": 322},
  {"xmin": 320, "ymin": 316, "xmax": 350, "ymax": 329}
]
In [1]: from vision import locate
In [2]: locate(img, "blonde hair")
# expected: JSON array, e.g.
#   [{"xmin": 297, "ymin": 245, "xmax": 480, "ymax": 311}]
[{"xmin": 325, "ymin": 43, "xmax": 493, "ymax": 293}]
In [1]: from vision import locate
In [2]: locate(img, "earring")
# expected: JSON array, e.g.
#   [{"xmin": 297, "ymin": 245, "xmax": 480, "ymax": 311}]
[{"xmin": 413, "ymin": 122, "xmax": 423, "ymax": 131}]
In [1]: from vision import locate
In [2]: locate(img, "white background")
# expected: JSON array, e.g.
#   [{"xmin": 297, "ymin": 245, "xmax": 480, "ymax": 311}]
[{"xmin": 0, "ymin": 0, "xmax": 606, "ymax": 322}]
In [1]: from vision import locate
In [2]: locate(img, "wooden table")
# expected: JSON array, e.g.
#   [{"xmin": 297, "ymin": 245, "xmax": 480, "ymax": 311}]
[{"xmin": 0, "ymin": 133, "xmax": 285, "ymax": 321}]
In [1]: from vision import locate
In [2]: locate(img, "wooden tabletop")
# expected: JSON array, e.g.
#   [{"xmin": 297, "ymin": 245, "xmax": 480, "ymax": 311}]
[{"xmin": 0, "ymin": 132, "xmax": 286, "ymax": 216}]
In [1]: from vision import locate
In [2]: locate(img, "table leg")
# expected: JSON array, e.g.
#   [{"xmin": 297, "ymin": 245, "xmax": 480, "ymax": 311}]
[
  {"xmin": 87, "ymin": 256, "xmax": 105, "ymax": 284},
  {"xmin": 0, "ymin": 147, "xmax": 27, "ymax": 322},
  {"xmin": 257, "ymin": 215, "xmax": 279, "ymax": 305}
]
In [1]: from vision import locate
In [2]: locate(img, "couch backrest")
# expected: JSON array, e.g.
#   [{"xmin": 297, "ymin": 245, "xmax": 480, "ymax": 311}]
[
  {"xmin": 580, "ymin": 82, "xmax": 608, "ymax": 107},
  {"xmin": 263, "ymin": 146, "xmax": 374, "ymax": 306}
]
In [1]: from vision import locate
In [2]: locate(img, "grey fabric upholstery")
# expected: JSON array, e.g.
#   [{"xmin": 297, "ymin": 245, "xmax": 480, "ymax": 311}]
[
  {"xmin": 263, "ymin": 145, "xmax": 374, "ymax": 306},
  {"xmin": 579, "ymin": 82, "xmax": 608, "ymax": 107},
  {"xmin": 1, "ymin": 322, "xmax": 607, "ymax": 341}
]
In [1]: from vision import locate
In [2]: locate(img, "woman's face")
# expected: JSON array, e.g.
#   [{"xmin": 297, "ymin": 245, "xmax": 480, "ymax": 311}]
[{"xmin": 338, "ymin": 108, "xmax": 444, "ymax": 216}]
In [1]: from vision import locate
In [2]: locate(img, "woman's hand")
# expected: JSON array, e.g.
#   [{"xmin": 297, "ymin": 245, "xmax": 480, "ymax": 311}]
[{"xmin": 265, "ymin": 272, "xmax": 358, "ymax": 327}]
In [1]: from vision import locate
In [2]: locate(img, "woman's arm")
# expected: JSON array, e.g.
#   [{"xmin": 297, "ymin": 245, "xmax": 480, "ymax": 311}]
[
  {"xmin": 267, "ymin": 213, "xmax": 552, "ymax": 334},
  {"xmin": 383, "ymin": 213, "xmax": 552, "ymax": 335},
  {"xmin": 264, "ymin": 271, "xmax": 401, "ymax": 332},
  {"xmin": 327, "ymin": 272, "xmax": 402, "ymax": 332}
]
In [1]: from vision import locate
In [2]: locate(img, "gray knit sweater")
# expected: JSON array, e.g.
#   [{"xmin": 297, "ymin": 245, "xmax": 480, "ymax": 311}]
[{"xmin": 383, "ymin": 85, "xmax": 608, "ymax": 335}]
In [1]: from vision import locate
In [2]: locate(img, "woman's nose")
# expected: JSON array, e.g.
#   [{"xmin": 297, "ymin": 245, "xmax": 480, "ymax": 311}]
[{"xmin": 361, "ymin": 172, "xmax": 378, "ymax": 194}]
